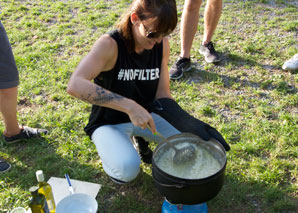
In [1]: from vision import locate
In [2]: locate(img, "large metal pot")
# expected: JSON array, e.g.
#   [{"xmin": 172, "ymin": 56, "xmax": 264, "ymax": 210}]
[{"xmin": 152, "ymin": 133, "xmax": 226, "ymax": 205}]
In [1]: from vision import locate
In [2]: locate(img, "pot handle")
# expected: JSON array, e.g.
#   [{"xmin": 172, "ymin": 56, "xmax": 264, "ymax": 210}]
[{"xmin": 152, "ymin": 176, "xmax": 187, "ymax": 189}]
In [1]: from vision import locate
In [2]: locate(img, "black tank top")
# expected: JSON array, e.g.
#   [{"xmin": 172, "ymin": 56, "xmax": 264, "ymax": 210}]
[{"xmin": 84, "ymin": 30, "xmax": 163, "ymax": 137}]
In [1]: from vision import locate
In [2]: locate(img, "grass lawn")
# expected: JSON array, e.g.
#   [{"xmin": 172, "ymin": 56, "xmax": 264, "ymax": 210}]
[{"xmin": 0, "ymin": 0, "xmax": 297, "ymax": 212}]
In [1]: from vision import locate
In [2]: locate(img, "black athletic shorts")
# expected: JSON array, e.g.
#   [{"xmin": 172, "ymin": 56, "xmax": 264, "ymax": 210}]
[{"xmin": 0, "ymin": 21, "xmax": 19, "ymax": 89}]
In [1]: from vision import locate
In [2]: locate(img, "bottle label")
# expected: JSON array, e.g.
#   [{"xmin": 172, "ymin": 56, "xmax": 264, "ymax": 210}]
[{"xmin": 47, "ymin": 200, "xmax": 54, "ymax": 211}]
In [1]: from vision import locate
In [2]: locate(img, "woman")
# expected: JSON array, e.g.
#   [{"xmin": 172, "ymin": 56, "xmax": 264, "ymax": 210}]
[{"xmin": 67, "ymin": 0, "xmax": 179, "ymax": 183}]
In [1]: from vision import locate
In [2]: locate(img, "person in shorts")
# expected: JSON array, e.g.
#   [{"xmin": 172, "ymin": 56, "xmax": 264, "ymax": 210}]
[
  {"xmin": 169, "ymin": 0, "xmax": 223, "ymax": 80},
  {"xmin": 0, "ymin": 21, "xmax": 48, "ymax": 172}
]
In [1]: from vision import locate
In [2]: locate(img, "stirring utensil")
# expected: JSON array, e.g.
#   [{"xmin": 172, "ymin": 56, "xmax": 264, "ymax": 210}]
[
  {"xmin": 65, "ymin": 174, "xmax": 75, "ymax": 195},
  {"xmin": 149, "ymin": 126, "xmax": 196, "ymax": 165}
]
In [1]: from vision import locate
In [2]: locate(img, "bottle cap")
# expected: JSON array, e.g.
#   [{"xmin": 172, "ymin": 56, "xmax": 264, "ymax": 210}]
[{"xmin": 36, "ymin": 170, "xmax": 45, "ymax": 182}]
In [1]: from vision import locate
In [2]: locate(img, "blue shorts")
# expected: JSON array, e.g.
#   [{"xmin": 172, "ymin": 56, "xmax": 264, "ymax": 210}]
[{"xmin": 0, "ymin": 21, "xmax": 19, "ymax": 89}]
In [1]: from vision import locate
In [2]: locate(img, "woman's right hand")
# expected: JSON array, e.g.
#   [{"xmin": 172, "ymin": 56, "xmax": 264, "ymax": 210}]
[{"xmin": 127, "ymin": 102, "xmax": 156, "ymax": 133}]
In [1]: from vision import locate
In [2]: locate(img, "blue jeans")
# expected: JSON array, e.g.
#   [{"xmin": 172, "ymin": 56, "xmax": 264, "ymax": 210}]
[{"xmin": 91, "ymin": 112, "xmax": 180, "ymax": 182}]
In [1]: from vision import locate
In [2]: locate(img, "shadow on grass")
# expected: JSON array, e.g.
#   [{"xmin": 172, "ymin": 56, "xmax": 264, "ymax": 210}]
[
  {"xmin": 0, "ymin": 137, "xmax": 105, "ymax": 180},
  {"xmin": 1, "ymin": 136, "xmax": 297, "ymax": 212},
  {"xmin": 0, "ymin": 135, "xmax": 105, "ymax": 210},
  {"xmin": 99, "ymin": 164, "xmax": 298, "ymax": 212},
  {"xmin": 97, "ymin": 169, "xmax": 163, "ymax": 213},
  {"xmin": 182, "ymin": 53, "xmax": 297, "ymax": 94},
  {"xmin": 0, "ymin": 135, "xmax": 163, "ymax": 212},
  {"xmin": 219, "ymin": 53, "xmax": 281, "ymax": 71},
  {"xmin": 209, "ymin": 174, "xmax": 298, "ymax": 213}
]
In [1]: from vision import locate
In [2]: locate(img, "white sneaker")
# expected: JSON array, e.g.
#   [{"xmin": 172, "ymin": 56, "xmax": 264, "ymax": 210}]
[{"xmin": 282, "ymin": 53, "xmax": 298, "ymax": 71}]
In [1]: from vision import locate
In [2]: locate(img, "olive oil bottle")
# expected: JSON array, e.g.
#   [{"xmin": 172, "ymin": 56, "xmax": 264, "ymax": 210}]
[
  {"xmin": 29, "ymin": 186, "xmax": 50, "ymax": 213},
  {"xmin": 36, "ymin": 170, "xmax": 56, "ymax": 213}
]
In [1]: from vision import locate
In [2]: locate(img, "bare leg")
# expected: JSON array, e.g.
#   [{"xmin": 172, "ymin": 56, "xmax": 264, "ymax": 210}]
[
  {"xmin": 180, "ymin": 0, "xmax": 202, "ymax": 58},
  {"xmin": 0, "ymin": 86, "xmax": 21, "ymax": 137},
  {"xmin": 202, "ymin": 0, "xmax": 222, "ymax": 45}
]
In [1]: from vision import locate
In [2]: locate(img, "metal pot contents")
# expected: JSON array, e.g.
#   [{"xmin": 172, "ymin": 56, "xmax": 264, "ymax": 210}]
[
  {"xmin": 152, "ymin": 133, "xmax": 227, "ymax": 204},
  {"xmin": 155, "ymin": 141, "xmax": 221, "ymax": 179},
  {"xmin": 151, "ymin": 128, "xmax": 197, "ymax": 165}
]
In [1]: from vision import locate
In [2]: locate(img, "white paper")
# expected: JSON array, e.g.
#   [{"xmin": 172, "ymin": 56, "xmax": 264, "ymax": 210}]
[{"xmin": 47, "ymin": 177, "xmax": 101, "ymax": 205}]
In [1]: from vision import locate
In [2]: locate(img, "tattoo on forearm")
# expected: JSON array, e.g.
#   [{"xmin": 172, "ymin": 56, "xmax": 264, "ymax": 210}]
[
  {"xmin": 80, "ymin": 93, "xmax": 91, "ymax": 102},
  {"xmin": 80, "ymin": 86, "xmax": 123, "ymax": 105}
]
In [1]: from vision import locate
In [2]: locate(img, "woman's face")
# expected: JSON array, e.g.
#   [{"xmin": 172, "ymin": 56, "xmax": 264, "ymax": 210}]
[{"xmin": 133, "ymin": 17, "xmax": 165, "ymax": 52}]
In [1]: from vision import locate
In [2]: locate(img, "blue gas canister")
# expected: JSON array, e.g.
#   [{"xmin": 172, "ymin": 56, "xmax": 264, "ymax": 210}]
[{"xmin": 162, "ymin": 199, "xmax": 208, "ymax": 213}]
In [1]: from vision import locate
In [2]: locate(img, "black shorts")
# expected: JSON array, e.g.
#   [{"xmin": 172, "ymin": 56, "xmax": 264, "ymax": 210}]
[{"xmin": 0, "ymin": 21, "xmax": 19, "ymax": 89}]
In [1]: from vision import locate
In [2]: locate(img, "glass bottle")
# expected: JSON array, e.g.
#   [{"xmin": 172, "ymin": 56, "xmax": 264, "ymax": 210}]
[
  {"xmin": 29, "ymin": 186, "xmax": 50, "ymax": 213},
  {"xmin": 36, "ymin": 170, "xmax": 56, "ymax": 213}
]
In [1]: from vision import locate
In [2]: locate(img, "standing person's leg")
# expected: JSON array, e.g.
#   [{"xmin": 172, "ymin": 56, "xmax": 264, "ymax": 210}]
[
  {"xmin": 181, "ymin": 0, "xmax": 202, "ymax": 59},
  {"xmin": 0, "ymin": 21, "xmax": 47, "ymax": 143},
  {"xmin": 199, "ymin": 0, "xmax": 222, "ymax": 63},
  {"xmin": 170, "ymin": 0, "xmax": 202, "ymax": 80},
  {"xmin": 0, "ymin": 21, "xmax": 20, "ymax": 137},
  {"xmin": 202, "ymin": 0, "xmax": 222, "ymax": 45},
  {"xmin": 0, "ymin": 87, "xmax": 20, "ymax": 137},
  {"xmin": 0, "ymin": 21, "xmax": 18, "ymax": 172}
]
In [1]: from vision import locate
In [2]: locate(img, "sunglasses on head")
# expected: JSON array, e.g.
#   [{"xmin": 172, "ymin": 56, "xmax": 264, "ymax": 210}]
[{"xmin": 141, "ymin": 21, "xmax": 167, "ymax": 39}]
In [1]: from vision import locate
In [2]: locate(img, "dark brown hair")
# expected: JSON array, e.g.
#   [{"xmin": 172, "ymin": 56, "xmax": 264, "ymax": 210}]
[{"xmin": 116, "ymin": 0, "xmax": 177, "ymax": 52}]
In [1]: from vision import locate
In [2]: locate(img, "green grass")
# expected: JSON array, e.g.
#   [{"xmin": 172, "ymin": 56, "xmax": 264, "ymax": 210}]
[{"xmin": 0, "ymin": 0, "xmax": 297, "ymax": 212}]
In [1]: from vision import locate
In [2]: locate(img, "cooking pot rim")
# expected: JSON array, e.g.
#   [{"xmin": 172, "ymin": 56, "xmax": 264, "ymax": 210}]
[{"xmin": 152, "ymin": 132, "xmax": 227, "ymax": 180}]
